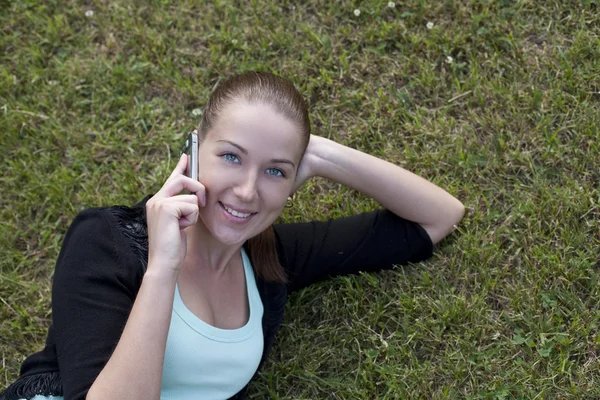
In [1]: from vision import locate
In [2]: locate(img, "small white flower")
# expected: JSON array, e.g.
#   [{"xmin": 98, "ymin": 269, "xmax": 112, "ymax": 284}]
[
  {"xmin": 445, "ymin": 56, "xmax": 453, "ymax": 64},
  {"xmin": 353, "ymin": 9, "xmax": 361, "ymax": 16},
  {"xmin": 48, "ymin": 80, "xmax": 58, "ymax": 86},
  {"xmin": 191, "ymin": 108, "xmax": 203, "ymax": 117},
  {"xmin": 85, "ymin": 10, "xmax": 94, "ymax": 17},
  {"xmin": 388, "ymin": 2, "xmax": 395, "ymax": 8},
  {"xmin": 231, "ymin": 39, "xmax": 238, "ymax": 45},
  {"xmin": 426, "ymin": 21, "xmax": 434, "ymax": 29}
]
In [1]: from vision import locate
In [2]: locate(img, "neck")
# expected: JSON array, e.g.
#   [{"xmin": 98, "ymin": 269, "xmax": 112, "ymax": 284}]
[{"xmin": 183, "ymin": 220, "xmax": 243, "ymax": 274}]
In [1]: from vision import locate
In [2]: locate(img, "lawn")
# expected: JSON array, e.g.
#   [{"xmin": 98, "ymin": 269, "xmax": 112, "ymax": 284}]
[{"xmin": 1, "ymin": 0, "xmax": 599, "ymax": 398}]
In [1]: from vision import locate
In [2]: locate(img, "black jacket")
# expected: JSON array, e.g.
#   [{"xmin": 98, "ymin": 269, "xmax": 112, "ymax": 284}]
[{"xmin": 2, "ymin": 195, "xmax": 432, "ymax": 399}]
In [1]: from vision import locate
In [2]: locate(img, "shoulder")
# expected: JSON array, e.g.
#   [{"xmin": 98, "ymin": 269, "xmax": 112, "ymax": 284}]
[
  {"xmin": 60, "ymin": 195, "xmax": 153, "ymax": 274},
  {"xmin": 69, "ymin": 195, "xmax": 150, "ymax": 243},
  {"xmin": 103, "ymin": 194, "xmax": 152, "ymax": 271},
  {"xmin": 105, "ymin": 196, "xmax": 150, "ymax": 245}
]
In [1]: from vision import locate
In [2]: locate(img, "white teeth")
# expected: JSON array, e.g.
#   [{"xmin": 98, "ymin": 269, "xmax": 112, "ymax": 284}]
[{"xmin": 223, "ymin": 205, "xmax": 251, "ymax": 218}]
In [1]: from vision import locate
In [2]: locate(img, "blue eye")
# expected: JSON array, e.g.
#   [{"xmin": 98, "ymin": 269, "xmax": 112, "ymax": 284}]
[
  {"xmin": 266, "ymin": 168, "xmax": 285, "ymax": 177},
  {"xmin": 222, "ymin": 153, "xmax": 240, "ymax": 163}
]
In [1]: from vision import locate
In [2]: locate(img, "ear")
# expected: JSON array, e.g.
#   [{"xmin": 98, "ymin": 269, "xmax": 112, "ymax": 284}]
[{"xmin": 285, "ymin": 195, "xmax": 294, "ymax": 209}]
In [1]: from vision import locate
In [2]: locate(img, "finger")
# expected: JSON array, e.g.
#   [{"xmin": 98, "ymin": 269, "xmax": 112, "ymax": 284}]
[
  {"xmin": 174, "ymin": 201, "xmax": 200, "ymax": 227},
  {"xmin": 196, "ymin": 190, "xmax": 206, "ymax": 208},
  {"xmin": 157, "ymin": 194, "xmax": 202, "ymax": 208},
  {"xmin": 147, "ymin": 195, "xmax": 203, "ymax": 221},
  {"xmin": 166, "ymin": 153, "xmax": 188, "ymax": 182},
  {"xmin": 150, "ymin": 198, "xmax": 198, "ymax": 222},
  {"xmin": 172, "ymin": 194, "xmax": 201, "ymax": 205},
  {"xmin": 179, "ymin": 214, "xmax": 197, "ymax": 229},
  {"xmin": 157, "ymin": 175, "xmax": 205, "ymax": 199}
]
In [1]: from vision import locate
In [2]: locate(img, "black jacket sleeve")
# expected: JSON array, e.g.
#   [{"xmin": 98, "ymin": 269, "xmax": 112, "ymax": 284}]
[
  {"xmin": 274, "ymin": 209, "xmax": 433, "ymax": 293},
  {"xmin": 51, "ymin": 208, "xmax": 142, "ymax": 400}
]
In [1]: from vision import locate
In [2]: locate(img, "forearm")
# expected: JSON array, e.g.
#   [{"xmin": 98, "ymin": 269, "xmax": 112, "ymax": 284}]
[
  {"xmin": 307, "ymin": 136, "xmax": 464, "ymax": 243},
  {"xmin": 87, "ymin": 271, "xmax": 176, "ymax": 400}
]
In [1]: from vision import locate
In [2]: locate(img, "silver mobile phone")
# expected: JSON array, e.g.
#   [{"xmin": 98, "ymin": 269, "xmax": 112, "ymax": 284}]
[{"xmin": 180, "ymin": 131, "xmax": 198, "ymax": 181}]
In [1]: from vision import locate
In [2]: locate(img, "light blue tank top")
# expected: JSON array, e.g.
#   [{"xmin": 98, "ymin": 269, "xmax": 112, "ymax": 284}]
[
  {"xmin": 23, "ymin": 249, "xmax": 263, "ymax": 400},
  {"xmin": 161, "ymin": 248, "xmax": 264, "ymax": 399}
]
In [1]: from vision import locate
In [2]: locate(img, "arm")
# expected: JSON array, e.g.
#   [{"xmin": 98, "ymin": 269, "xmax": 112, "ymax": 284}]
[
  {"xmin": 50, "ymin": 209, "xmax": 171, "ymax": 400},
  {"xmin": 275, "ymin": 208, "xmax": 433, "ymax": 292},
  {"xmin": 51, "ymin": 155, "xmax": 203, "ymax": 400},
  {"xmin": 293, "ymin": 135, "xmax": 465, "ymax": 244},
  {"xmin": 86, "ymin": 272, "xmax": 176, "ymax": 400},
  {"xmin": 51, "ymin": 209, "xmax": 176, "ymax": 400},
  {"xmin": 87, "ymin": 154, "xmax": 204, "ymax": 399}
]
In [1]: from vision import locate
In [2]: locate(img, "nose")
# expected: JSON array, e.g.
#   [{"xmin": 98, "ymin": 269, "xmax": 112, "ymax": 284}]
[{"xmin": 233, "ymin": 170, "xmax": 259, "ymax": 203}]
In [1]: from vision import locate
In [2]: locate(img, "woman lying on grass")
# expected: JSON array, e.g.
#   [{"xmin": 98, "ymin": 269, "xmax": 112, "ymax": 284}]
[{"xmin": 1, "ymin": 71, "xmax": 464, "ymax": 400}]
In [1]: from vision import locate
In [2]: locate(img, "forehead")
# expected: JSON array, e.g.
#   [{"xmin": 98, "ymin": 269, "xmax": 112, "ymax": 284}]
[{"xmin": 209, "ymin": 100, "xmax": 303, "ymax": 157}]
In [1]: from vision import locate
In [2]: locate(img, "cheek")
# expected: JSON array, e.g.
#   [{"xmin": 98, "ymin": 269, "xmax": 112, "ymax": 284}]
[
  {"xmin": 196, "ymin": 146, "xmax": 218, "ymax": 178},
  {"xmin": 196, "ymin": 159, "xmax": 229, "ymax": 193},
  {"xmin": 259, "ymin": 200, "xmax": 285, "ymax": 228},
  {"xmin": 259, "ymin": 182, "xmax": 289, "ymax": 205}
]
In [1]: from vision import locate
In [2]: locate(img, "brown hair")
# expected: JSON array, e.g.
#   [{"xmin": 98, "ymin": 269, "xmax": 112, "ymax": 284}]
[{"xmin": 198, "ymin": 71, "xmax": 311, "ymax": 283}]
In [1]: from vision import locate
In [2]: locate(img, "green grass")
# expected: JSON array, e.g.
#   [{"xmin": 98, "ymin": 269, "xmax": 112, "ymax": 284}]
[{"xmin": 1, "ymin": 0, "xmax": 599, "ymax": 398}]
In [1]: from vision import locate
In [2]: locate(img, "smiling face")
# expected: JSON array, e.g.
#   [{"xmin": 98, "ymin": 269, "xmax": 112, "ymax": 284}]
[{"xmin": 196, "ymin": 99, "xmax": 303, "ymax": 246}]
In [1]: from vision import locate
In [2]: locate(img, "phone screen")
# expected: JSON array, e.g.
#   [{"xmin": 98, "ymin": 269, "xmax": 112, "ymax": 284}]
[{"xmin": 180, "ymin": 132, "xmax": 199, "ymax": 181}]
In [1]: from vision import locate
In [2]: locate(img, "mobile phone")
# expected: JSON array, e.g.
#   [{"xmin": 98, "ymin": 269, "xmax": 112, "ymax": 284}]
[{"xmin": 180, "ymin": 131, "xmax": 198, "ymax": 181}]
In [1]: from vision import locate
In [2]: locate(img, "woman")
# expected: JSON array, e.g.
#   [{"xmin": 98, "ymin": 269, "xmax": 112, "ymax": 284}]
[{"xmin": 1, "ymin": 71, "xmax": 465, "ymax": 400}]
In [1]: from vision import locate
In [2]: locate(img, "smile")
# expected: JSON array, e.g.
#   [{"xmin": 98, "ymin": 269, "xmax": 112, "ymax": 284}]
[{"xmin": 219, "ymin": 202, "xmax": 256, "ymax": 220}]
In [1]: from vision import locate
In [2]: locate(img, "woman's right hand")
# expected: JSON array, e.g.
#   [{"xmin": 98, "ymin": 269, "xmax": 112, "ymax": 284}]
[{"xmin": 145, "ymin": 153, "xmax": 205, "ymax": 279}]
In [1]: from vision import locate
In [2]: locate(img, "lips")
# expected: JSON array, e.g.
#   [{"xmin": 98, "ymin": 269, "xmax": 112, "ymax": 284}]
[{"xmin": 218, "ymin": 202, "xmax": 257, "ymax": 219}]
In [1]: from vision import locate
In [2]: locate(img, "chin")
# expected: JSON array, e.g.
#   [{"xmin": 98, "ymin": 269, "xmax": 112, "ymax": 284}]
[
  {"xmin": 204, "ymin": 219, "xmax": 260, "ymax": 246},
  {"xmin": 213, "ymin": 231, "xmax": 249, "ymax": 246}
]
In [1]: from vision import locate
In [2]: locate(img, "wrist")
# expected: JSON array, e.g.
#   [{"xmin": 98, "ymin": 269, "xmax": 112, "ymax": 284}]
[
  {"xmin": 305, "ymin": 135, "xmax": 334, "ymax": 177},
  {"xmin": 143, "ymin": 268, "xmax": 179, "ymax": 287}
]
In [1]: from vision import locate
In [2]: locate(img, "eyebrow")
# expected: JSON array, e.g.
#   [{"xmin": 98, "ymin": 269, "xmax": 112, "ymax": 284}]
[{"xmin": 217, "ymin": 140, "xmax": 296, "ymax": 168}]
